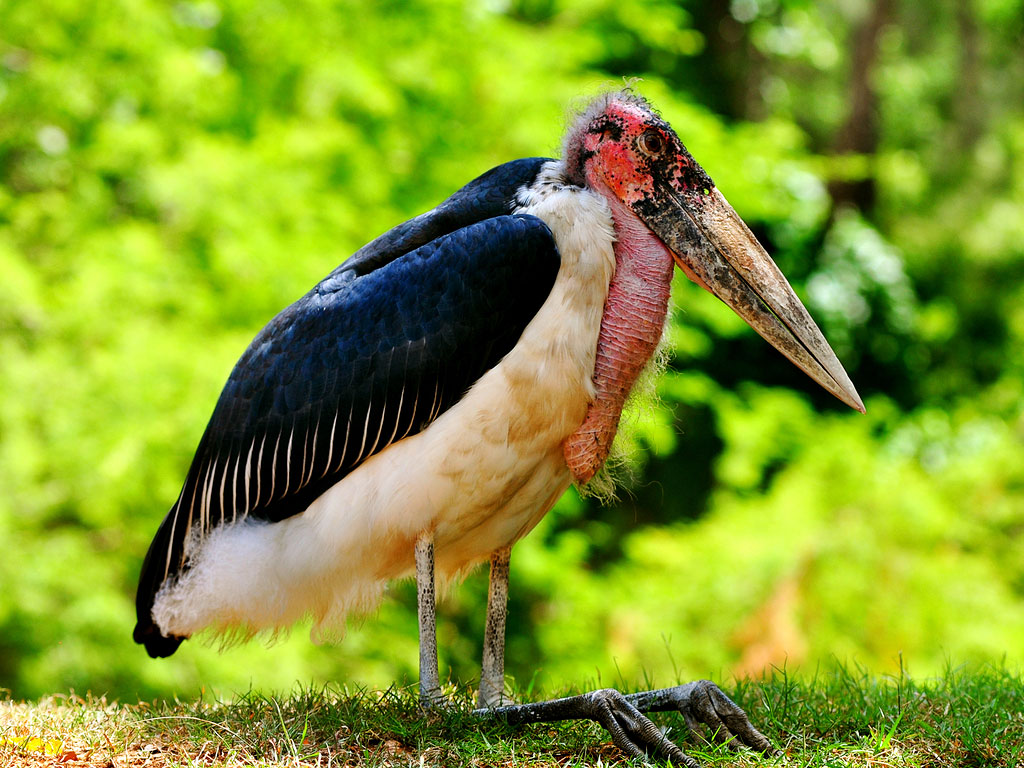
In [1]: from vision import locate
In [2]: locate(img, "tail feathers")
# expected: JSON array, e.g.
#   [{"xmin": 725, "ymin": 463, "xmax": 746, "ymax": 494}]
[
  {"xmin": 136, "ymin": 501, "xmax": 190, "ymax": 658},
  {"xmin": 133, "ymin": 620, "xmax": 186, "ymax": 658}
]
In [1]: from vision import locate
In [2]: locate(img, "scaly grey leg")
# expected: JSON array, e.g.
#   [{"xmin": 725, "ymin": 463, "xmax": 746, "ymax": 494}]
[
  {"xmin": 477, "ymin": 547, "xmax": 511, "ymax": 709},
  {"xmin": 415, "ymin": 531, "xmax": 442, "ymax": 710},
  {"xmin": 478, "ymin": 681, "xmax": 772, "ymax": 766}
]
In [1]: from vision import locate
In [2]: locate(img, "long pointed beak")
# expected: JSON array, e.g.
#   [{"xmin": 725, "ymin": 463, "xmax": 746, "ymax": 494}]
[{"xmin": 648, "ymin": 187, "xmax": 865, "ymax": 413}]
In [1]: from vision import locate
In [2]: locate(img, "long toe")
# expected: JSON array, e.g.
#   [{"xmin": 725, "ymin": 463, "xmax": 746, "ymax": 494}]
[
  {"xmin": 686, "ymin": 681, "xmax": 774, "ymax": 755},
  {"xmin": 588, "ymin": 689, "xmax": 699, "ymax": 767}
]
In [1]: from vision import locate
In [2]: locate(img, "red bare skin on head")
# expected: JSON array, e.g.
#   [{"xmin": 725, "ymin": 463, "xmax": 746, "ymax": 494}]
[
  {"xmin": 563, "ymin": 97, "xmax": 699, "ymax": 484},
  {"xmin": 577, "ymin": 100, "xmax": 713, "ymax": 202},
  {"xmin": 582, "ymin": 103, "xmax": 670, "ymax": 204}
]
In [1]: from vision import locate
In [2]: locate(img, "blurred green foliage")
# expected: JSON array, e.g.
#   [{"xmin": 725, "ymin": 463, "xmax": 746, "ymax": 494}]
[{"xmin": 1, "ymin": 0, "xmax": 1022, "ymax": 701}]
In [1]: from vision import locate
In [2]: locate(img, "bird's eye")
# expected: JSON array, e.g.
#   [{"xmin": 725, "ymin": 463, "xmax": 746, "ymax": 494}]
[{"xmin": 638, "ymin": 129, "xmax": 665, "ymax": 156}]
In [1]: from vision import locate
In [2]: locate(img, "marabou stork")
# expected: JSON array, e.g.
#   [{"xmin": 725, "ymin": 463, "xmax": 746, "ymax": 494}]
[{"xmin": 135, "ymin": 90, "xmax": 863, "ymax": 764}]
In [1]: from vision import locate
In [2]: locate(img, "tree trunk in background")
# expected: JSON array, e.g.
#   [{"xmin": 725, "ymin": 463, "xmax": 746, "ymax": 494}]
[
  {"xmin": 829, "ymin": 0, "xmax": 893, "ymax": 215},
  {"xmin": 955, "ymin": 0, "xmax": 984, "ymax": 151},
  {"xmin": 693, "ymin": 0, "xmax": 764, "ymax": 121}
]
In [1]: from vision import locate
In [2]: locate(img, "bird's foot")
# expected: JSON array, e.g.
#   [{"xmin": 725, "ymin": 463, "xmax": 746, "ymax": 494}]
[
  {"xmin": 478, "ymin": 688, "xmax": 693, "ymax": 765},
  {"xmin": 476, "ymin": 680, "xmax": 772, "ymax": 766},
  {"xmin": 626, "ymin": 680, "xmax": 774, "ymax": 755}
]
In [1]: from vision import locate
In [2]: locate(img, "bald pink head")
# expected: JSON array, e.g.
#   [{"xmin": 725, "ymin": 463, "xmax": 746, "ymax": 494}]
[{"xmin": 563, "ymin": 91, "xmax": 715, "ymax": 211}]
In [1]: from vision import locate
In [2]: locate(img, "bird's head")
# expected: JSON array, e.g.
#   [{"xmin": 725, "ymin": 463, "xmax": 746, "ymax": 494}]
[{"xmin": 564, "ymin": 91, "xmax": 864, "ymax": 413}]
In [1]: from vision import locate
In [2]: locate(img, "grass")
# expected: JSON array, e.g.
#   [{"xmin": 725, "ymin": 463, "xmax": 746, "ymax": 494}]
[{"xmin": 1, "ymin": 664, "xmax": 1022, "ymax": 767}]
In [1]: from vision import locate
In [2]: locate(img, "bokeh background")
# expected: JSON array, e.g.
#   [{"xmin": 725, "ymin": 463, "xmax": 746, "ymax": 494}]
[{"xmin": 2, "ymin": 0, "xmax": 1023, "ymax": 702}]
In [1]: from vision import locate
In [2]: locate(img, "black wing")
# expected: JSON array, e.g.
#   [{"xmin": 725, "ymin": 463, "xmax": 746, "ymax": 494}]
[
  {"xmin": 135, "ymin": 212, "xmax": 560, "ymax": 656},
  {"xmin": 334, "ymin": 157, "xmax": 552, "ymax": 278}
]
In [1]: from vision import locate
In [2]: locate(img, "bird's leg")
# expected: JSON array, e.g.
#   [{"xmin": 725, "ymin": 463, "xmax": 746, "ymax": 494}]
[
  {"xmin": 480, "ymin": 681, "xmax": 772, "ymax": 766},
  {"xmin": 415, "ymin": 531, "xmax": 442, "ymax": 710},
  {"xmin": 477, "ymin": 546, "xmax": 511, "ymax": 709}
]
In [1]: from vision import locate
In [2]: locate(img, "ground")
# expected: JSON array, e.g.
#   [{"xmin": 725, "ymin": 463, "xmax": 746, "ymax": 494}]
[{"xmin": 1, "ymin": 666, "xmax": 1021, "ymax": 767}]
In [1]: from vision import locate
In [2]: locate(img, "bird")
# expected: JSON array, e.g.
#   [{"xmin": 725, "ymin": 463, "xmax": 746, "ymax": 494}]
[{"xmin": 134, "ymin": 89, "xmax": 863, "ymax": 764}]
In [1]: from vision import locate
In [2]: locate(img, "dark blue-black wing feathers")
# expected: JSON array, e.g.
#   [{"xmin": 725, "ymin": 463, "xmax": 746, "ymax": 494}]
[
  {"xmin": 135, "ymin": 202, "xmax": 560, "ymax": 657},
  {"xmin": 332, "ymin": 158, "xmax": 550, "ymax": 280}
]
